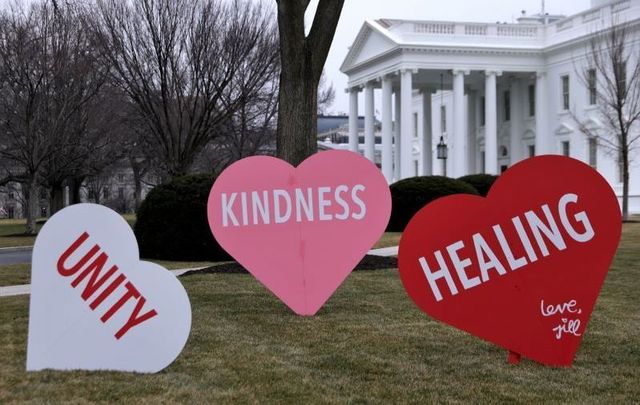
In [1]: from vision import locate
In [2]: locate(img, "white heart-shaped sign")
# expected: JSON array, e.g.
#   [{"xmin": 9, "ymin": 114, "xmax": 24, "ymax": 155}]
[{"xmin": 27, "ymin": 204, "xmax": 191, "ymax": 373}]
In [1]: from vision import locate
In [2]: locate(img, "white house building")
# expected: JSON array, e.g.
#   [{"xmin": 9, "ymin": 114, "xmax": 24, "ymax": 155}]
[{"xmin": 336, "ymin": 0, "xmax": 640, "ymax": 213}]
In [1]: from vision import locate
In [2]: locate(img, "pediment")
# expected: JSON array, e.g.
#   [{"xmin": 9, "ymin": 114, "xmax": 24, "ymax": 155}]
[
  {"xmin": 555, "ymin": 122, "xmax": 574, "ymax": 136},
  {"xmin": 340, "ymin": 21, "xmax": 398, "ymax": 73},
  {"xmin": 583, "ymin": 117, "xmax": 602, "ymax": 130}
]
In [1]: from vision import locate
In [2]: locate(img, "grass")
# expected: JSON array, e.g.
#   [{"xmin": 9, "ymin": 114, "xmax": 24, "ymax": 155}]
[
  {"xmin": 0, "ymin": 223, "xmax": 638, "ymax": 402},
  {"xmin": 0, "ymin": 215, "xmax": 137, "ymax": 249},
  {"xmin": 0, "ymin": 231, "xmax": 402, "ymax": 287},
  {"xmin": 372, "ymin": 231, "xmax": 401, "ymax": 248}
]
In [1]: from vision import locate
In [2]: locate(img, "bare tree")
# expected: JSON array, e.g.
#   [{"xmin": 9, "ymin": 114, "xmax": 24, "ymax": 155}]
[
  {"xmin": 0, "ymin": 2, "xmax": 96, "ymax": 232},
  {"xmin": 89, "ymin": 0, "xmax": 279, "ymax": 178},
  {"xmin": 275, "ymin": 0, "xmax": 344, "ymax": 166},
  {"xmin": 317, "ymin": 70, "xmax": 336, "ymax": 115},
  {"xmin": 574, "ymin": 21, "xmax": 640, "ymax": 221}
]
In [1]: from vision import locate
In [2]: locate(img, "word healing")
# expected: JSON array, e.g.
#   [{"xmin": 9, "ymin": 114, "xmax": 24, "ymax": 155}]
[
  {"xmin": 57, "ymin": 232, "xmax": 158, "ymax": 339},
  {"xmin": 221, "ymin": 185, "xmax": 367, "ymax": 227},
  {"xmin": 419, "ymin": 193, "xmax": 595, "ymax": 302}
]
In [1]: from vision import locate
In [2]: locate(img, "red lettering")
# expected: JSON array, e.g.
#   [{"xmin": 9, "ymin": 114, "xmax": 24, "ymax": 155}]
[
  {"xmin": 90, "ymin": 273, "xmax": 126, "ymax": 310},
  {"xmin": 115, "ymin": 296, "xmax": 158, "ymax": 339},
  {"xmin": 57, "ymin": 232, "xmax": 100, "ymax": 277},
  {"xmin": 70, "ymin": 252, "xmax": 118, "ymax": 301},
  {"xmin": 101, "ymin": 281, "xmax": 140, "ymax": 323}
]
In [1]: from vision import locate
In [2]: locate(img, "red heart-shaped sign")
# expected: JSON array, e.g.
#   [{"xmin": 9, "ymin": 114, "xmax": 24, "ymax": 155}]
[{"xmin": 398, "ymin": 156, "xmax": 621, "ymax": 366}]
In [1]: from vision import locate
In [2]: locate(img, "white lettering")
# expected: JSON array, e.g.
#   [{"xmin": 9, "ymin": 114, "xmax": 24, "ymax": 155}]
[
  {"xmin": 419, "ymin": 251, "xmax": 459, "ymax": 302},
  {"xmin": 273, "ymin": 189, "xmax": 292, "ymax": 224},
  {"xmin": 351, "ymin": 184, "xmax": 366, "ymax": 220},
  {"xmin": 221, "ymin": 193, "xmax": 239, "ymax": 227}
]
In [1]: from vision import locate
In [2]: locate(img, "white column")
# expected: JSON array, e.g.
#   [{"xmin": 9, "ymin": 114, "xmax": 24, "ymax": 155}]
[
  {"xmin": 421, "ymin": 89, "xmax": 433, "ymax": 175},
  {"xmin": 535, "ymin": 72, "xmax": 548, "ymax": 155},
  {"xmin": 381, "ymin": 76, "xmax": 393, "ymax": 182},
  {"xmin": 510, "ymin": 78, "xmax": 523, "ymax": 165},
  {"xmin": 467, "ymin": 90, "xmax": 477, "ymax": 173},
  {"xmin": 453, "ymin": 69, "xmax": 468, "ymax": 177},
  {"xmin": 364, "ymin": 82, "xmax": 375, "ymax": 161},
  {"xmin": 484, "ymin": 70, "xmax": 500, "ymax": 175},
  {"xmin": 400, "ymin": 69, "xmax": 414, "ymax": 179},
  {"xmin": 348, "ymin": 88, "xmax": 359, "ymax": 153},
  {"xmin": 394, "ymin": 88, "xmax": 401, "ymax": 181}
]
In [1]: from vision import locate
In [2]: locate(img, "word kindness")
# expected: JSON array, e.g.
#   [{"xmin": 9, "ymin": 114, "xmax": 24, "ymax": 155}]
[
  {"xmin": 221, "ymin": 185, "xmax": 367, "ymax": 227},
  {"xmin": 420, "ymin": 193, "xmax": 595, "ymax": 302},
  {"xmin": 57, "ymin": 232, "xmax": 158, "ymax": 339}
]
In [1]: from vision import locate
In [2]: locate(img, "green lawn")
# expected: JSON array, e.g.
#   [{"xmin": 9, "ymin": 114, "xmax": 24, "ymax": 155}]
[
  {"xmin": 0, "ymin": 261, "xmax": 215, "ymax": 287},
  {"xmin": 0, "ymin": 223, "xmax": 638, "ymax": 402},
  {"xmin": 0, "ymin": 231, "xmax": 402, "ymax": 287},
  {"xmin": 0, "ymin": 215, "xmax": 137, "ymax": 248}
]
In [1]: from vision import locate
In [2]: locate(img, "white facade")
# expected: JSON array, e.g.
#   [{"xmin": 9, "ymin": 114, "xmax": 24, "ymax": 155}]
[{"xmin": 338, "ymin": 0, "xmax": 640, "ymax": 213}]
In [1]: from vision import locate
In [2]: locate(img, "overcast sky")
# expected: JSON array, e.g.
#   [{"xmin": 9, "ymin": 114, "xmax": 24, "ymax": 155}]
[
  {"xmin": 307, "ymin": 0, "xmax": 592, "ymax": 115},
  {"xmin": 0, "ymin": 0, "xmax": 593, "ymax": 116}
]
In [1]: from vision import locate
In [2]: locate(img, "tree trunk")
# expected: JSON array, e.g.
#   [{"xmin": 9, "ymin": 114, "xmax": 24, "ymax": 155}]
[
  {"xmin": 130, "ymin": 157, "xmax": 145, "ymax": 211},
  {"xmin": 25, "ymin": 178, "xmax": 39, "ymax": 235},
  {"xmin": 275, "ymin": 0, "xmax": 344, "ymax": 166},
  {"xmin": 69, "ymin": 177, "xmax": 84, "ymax": 204},
  {"xmin": 49, "ymin": 183, "xmax": 65, "ymax": 215},
  {"xmin": 622, "ymin": 149, "xmax": 629, "ymax": 222},
  {"xmin": 277, "ymin": 64, "xmax": 319, "ymax": 166}
]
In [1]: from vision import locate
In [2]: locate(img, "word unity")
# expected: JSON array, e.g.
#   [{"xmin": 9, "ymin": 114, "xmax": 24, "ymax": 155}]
[{"xmin": 57, "ymin": 232, "xmax": 158, "ymax": 339}]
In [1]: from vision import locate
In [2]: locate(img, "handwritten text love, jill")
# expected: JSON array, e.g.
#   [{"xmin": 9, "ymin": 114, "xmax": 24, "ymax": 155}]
[{"xmin": 540, "ymin": 299, "xmax": 582, "ymax": 340}]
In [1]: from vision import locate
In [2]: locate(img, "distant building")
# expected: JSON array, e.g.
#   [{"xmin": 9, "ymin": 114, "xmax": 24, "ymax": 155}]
[{"xmin": 335, "ymin": 0, "xmax": 640, "ymax": 213}]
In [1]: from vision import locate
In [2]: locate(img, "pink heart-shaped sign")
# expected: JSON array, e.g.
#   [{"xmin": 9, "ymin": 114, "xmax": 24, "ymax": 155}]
[
  {"xmin": 398, "ymin": 156, "xmax": 622, "ymax": 366},
  {"xmin": 207, "ymin": 150, "xmax": 391, "ymax": 315}
]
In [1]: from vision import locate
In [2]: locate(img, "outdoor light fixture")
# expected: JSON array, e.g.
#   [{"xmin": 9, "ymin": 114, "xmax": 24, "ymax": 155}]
[
  {"xmin": 437, "ymin": 136, "xmax": 448, "ymax": 160},
  {"xmin": 437, "ymin": 73, "xmax": 448, "ymax": 176}
]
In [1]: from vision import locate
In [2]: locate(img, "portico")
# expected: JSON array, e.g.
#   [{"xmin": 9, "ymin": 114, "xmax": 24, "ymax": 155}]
[
  {"xmin": 344, "ymin": 65, "xmax": 546, "ymax": 182},
  {"xmin": 332, "ymin": 0, "xmax": 640, "ymax": 214}
]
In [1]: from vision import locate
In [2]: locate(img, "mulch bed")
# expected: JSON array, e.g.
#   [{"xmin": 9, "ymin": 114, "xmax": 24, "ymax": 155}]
[{"xmin": 179, "ymin": 254, "xmax": 398, "ymax": 277}]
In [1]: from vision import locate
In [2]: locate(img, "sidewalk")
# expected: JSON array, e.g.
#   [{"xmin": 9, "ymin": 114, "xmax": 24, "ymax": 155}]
[{"xmin": 0, "ymin": 246, "xmax": 400, "ymax": 298}]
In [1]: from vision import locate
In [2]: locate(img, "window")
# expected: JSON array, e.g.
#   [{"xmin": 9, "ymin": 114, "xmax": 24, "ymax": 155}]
[
  {"xmin": 8, "ymin": 192, "xmax": 14, "ymax": 200},
  {"xmin": 561, "ymin": 75, "xmax": 570, "ymax": 110},
  {"xmin": 588, "ymin": 69, "xmax": 597, "ymax": 105},
  {"xmin": 480, "ymin": 97, "xmax": 486, "ymax": 126},
  {"xmin": 440, "ymin": 105, "xmax": 447, "ymax": 133},
  {"xmin": 528, "ymin": 144, "xmax": 535, "ymax": 158},
  {"xmin": 589, "ymin": 138, "xmax": 598, "ymax": 168},
  {"xmin": 562, "ymin": 141, "xmax": 570, "ymax": 157},
  {"xmin": 118, "ymin": 187, "xmax": 125, "ymax": 199},
  {"xmin": 103, "ymin": 188, "xmax": 110, "ymax": 200},
  {"xmin": 413, "ymin": 113, "xmax": 418, "ymax": 138},
  {"xmin": 504, "ymin": 91, "xmax": 511, "ymax": 122},
  {"xmin": 118, "ymin": 174, "xmax": 125, "ymax": 182},
  {"xmin": 528, "ymin": 84, "xmax": 535, "ymax": 117}
]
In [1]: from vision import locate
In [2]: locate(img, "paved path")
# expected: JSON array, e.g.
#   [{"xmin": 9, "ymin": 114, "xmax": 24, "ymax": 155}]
[
  {"xmin": 0, "ymin": 247, "xmax": 32, "ymax": 265},
  {"xmin": 0, "ymin": 246, "xmax": 399, "ymax": 298}
]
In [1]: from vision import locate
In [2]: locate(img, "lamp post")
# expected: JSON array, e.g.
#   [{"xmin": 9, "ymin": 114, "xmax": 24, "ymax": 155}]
[
  {"xmin": 437, "ymin": 135, "xmax": 448, "ymax": 176},
  {"xmin": 437, "ymin": 73, "xmax": 448, "ymax": 176}
]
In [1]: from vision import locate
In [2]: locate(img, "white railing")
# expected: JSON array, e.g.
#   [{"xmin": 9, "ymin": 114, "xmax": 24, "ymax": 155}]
[
  {"xmin": 497, "ymin": 25, "xmax": 538, "ymax": 37},
  {"xmin": 414, "ymin": 23, "xmax": 455, "ymax": 34},
  {"xmin": 465, "ymin": 24, "xmax": 487, "ymax": 36},
  {"xmin": 582, "ymin": 9, "xmax": 600, "ymax": 23},
  {"xmin": 555, "ymin": 18, "xmax": 574, "ymax": 32},
  {"xmin": 411, "ymin": 22, "xmax": 539, "ymax": 38},
  {"xmin": 612, "ymin": 0, "xmax": 631, "ymax": 14}
]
